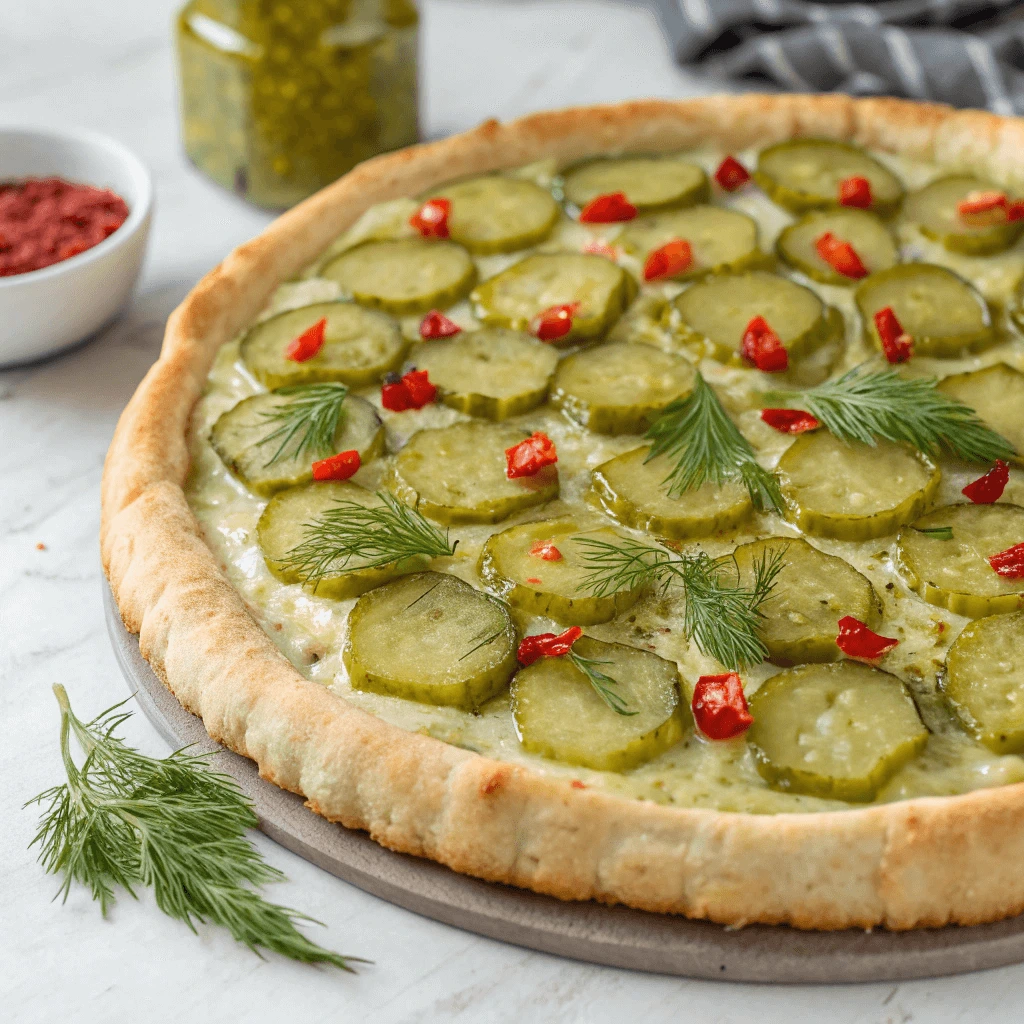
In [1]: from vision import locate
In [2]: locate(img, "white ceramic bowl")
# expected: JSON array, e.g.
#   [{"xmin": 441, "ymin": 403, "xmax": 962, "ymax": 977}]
[{"xmin": 0, "ymin": 127, "xmax": 153, "ymax": 367}]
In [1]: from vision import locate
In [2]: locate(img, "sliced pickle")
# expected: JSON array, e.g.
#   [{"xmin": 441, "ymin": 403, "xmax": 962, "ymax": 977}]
[
  {"xmin": 344, "ymin": 572, "xmax": 518, "ymax": 710},
  {"xmin": 562, "ymin": 157, "xmax": 709, "ymax": 213},
  {"xmin": 856, "ymin": 264, "xmax": 995, "ymax": 358},
  {"xmin": 733, "ymin": 538, "xmax": 881, "ymax": 666},
  {"xmin": 747, "ymin": 662, "xmax": 928, "ymax": 802},
  {"xmin": 943, "ymin": 611, "xmax": 1024, "ymax": 754},
  {"xmin": 902, "ymin": 175, "xmax": 1024, "ymax": 256},
  {"xmin": 257, "ymin": 481, "xmax": 418, "ymax": 598},
  {"xmin": 471, "ymin": 253, "xmax": 633, "ymax": 345},
  {"xmin": 479, "ymin": 517, "xmax": 641, "ymax": 625},
  {"xmin": 754, "ymin": 139, "xmax": 904, "ymax": 217},
  {"xmin": 619, "ymin": 206, "xmax": 768, "ymax": 281},
  {"xmin": 776, "ymin": 208, "xmax": 898, "ymax": 285},
  {"xmin": 549, "ymin": 342, "xmax": 694, "ymax": 434},
  {"xmin": 240, "ymin": 302, "xmax": 407, "ymax": 389},
  {"xmin": 209, "ymin": 392, "xmax": 384, "ymax": 497},
  {"xmin": 427, "ymin": 176, "xmax": 559, "ymax": 254},
  {"xmin": 590, "ymin": 446, "xmax": 752, "ymax": 540},
  {"xmin": 411, "ymin": 327, "xmax": 557, "ymax": 421},
  {"xmin": 388, "ymin": 422, "xmax": 559, "ymax": 525},
  {"xmin": 778, "ymin": 432, "xmax": 939, "ymax": 541},
  {"xmin": 896, "ymin": 503, "xmax": 1024, "ymax": 618},
  {"xmin": 937, "ymin": 364, "xmax": 1024, "ymax": 468},
  {"xmin": 511, "ymin": 636, "xmax": 689, "ymax": 771},
  {"xmin": 322, "ymin": 238, "xmax": 476, "ymax": 315}
]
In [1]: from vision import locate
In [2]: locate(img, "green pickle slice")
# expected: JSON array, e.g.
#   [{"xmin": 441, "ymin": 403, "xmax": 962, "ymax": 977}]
[
  {"xmin": 322, "ymin": 238, "xmax": 476, "ymax": 314},
  {"xmin": 897, "ymin": 503, "xmax": 1024, "ymax": 618},
  {"xmin": 389, "ymin": 422, "xmax": 559, "ymax": 525},
  {"xmin": 511, "ymin": 636, "xmax": 689, "ymax": 771},
  {"xmin": 240, "ymin": 302, "xmax": 407, "ymax": 389},
  {"xmin": 778, "ymin": 432, "xmax": 940, "ymax": 541},
  {"xmin": 776, "ymin": 208, "xmax": 898, "ymax": 285},
  {"xmin": 428, "ymin": 176, "xmax": 559, "ymax": 254},
  {"xmin": 549, "ymin": 342, "xmax": 694, "ymax": 434},
  {"xmin": 590, "ymin": 446, "xmax": 752, "ymax": 540},
  {"xmin": 943, "ymin": 611, "xmax": 1024, "ymax": 754},
  {"xmin": 562, "ymin": 157, "xmax": 709, "ymax": 213},
  {"xmin": 478, "ymin": 517, "xmax": 641, "ymax": 626},
  {"xmin": 902, "ymin": 175, "xmax": 1024, "ymax": 256},
  {"xmin": 471, "ymin": 253, "xmax": 633, "ymax": 345},
  {"xmin": 754, "ymin": 139, "xmax": 904, "ymax": 217},
  {"xmin": 733, "ymin": 538, "xmax": 881, "ymax": 665},
  {"xmin": 344, "ymin": 572, "xmax": 518, "ymax": 710},
  {"xmin": 937, "ymin": 364, "xmax": 1024, "ymax": 467},
  {"xmin": 209, "ymin": 392, "xmax": 384, "ymax": 497},
  {"xmin": 411, "ymin": 328, "xmax": 558, "ymax": 421},
  {"xmin": 855, "ymin": 264, "xmax": 994, "ymax": 358}
]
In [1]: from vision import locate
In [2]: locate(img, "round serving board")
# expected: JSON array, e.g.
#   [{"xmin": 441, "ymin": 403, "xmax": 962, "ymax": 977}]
[{"xmin": 103, "ymin": 582, "xmax": 1024, "ymax": 983}]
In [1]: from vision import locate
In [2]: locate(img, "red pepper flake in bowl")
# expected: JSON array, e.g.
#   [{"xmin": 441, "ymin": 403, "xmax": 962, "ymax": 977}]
[
  {"xmin": 741, "ymin": 315, "xmax": 788, "ymax": 373},
  {"xmin": 285, "ymin": 318, "xmax": 327, "ymax": 362},
  {"xmin": 836, "ymin": 616, "xmax": 899, "ymax": 660},
  {"xmin": 643, "ymin": 239, "xmax": 692, "ymax": 282},
  {"xmin": 0, "ymin": 176, "xmax": 129, "ymax": 277},
  {"xmin": 873, "ymin": 306, "xmax": 914, "ymax": 364},
  {"xmin": 419, "ymin": 309, "xmax": 461, "ymax": 339},
  {"xmin": 760, "ymin": 408, "xmax": 820, "ymax": 434},
  {"xmin": 312, "ymin": 449, "xmax": 361, "ymax": 481},
  {"xmin": 381, "ymin": 369, "xmax": 437, "ymax": 412},
  {"xmin": 578, "ymin": 191, "xmax": 637, "ymax": 223},
  {"xmin": 714, "ymin": 155, "xmax": 750, "ymax": 192},
  {"xmin": 531, "ymin": 303, "xmax": 579, "ymax": 342},
  {"xmin": 962, "ymin": 460, "xmax": 1009, "ymax": 504},
  {"xmin": 506, "ymin": 431, "xmax": 557, "ymax": 479},
  {"xmin": 838, "ymin": 175, "xmax": 872, "ymax": 208},
  {"xmin": 815, "ymin": 231, "xmax": 868, "ymax": 279},
  {"xmin": 410, "ymin": 198, "xmax": 450, "ymax": 238},
  {"xmin": 692, "ymin": 673, "xmax": 752, "ymax": 740},
  {"xmin": 517, "ymin": 626, "xmax": 582, "ymax": 666},
  {"xmin": 988, "ymin": 543, "xmax": 1024, "ymax": 579}
]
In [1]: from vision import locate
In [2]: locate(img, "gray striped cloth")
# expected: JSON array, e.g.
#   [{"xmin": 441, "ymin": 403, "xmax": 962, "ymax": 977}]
[{"xmin": 651, "ymin": 0, "xmax": 1024, "ymax": 114}]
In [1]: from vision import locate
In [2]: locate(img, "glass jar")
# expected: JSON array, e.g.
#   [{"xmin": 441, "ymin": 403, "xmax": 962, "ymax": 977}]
[{"xmin": 176, "ymin": 0, "xmax": 419, "ymax": 210}]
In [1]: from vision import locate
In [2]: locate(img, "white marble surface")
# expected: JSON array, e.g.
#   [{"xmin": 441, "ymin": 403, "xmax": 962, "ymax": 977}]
[{"xmin": 3, "ymin": 2, "xmax": 1024, "ymax": 1021}]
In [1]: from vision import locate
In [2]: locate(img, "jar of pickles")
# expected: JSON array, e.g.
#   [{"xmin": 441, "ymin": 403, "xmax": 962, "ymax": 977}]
[{"xmin": 176, "ymin": 0, "xmax": 419, "ymax": 210}]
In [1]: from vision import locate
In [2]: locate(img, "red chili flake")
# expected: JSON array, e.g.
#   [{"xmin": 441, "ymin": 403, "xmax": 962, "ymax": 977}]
[
  {"xmin": 838, "ymin": 175, "xmax": 872, "ymax": 209},
  {"xmin": 1008, "ymin": 201, "xmax": 1024, "ymax": 222},
  {"xmin": 741, "ymin": 315, "xmax": 788, "ymax": 373},
  {"xmin": 312, "ymin": 449, "xmax": 361, "ymax": 481},
  {"xmin": 815, "ymin": 231, "xmax": 868, "ymax": 279},
  {"xmin": 525, "ymin": 576, "xmax": 543, "ymax": 585},
  {"xmin": 578, "ymin": 191, "xmax": 638, "ymax": 223},
  {"xmin": 419, "ymin": 309, "xmax": 461, "ymax": 339},
  {"xmin": 529, "ymin": 540, "xmax": 563, "ymax": 561},
  {"xmin": 988, "ymin": 543, "xmax": 1024, "ymax": 580},
  {"xmin": 836, "ymin": 616, "xmax": 899, "ymax": 660},
  {"xmin": 873, "ymin": 306, "xmax": 914, "ymax": 364},
  {"xmin": 506, "ymin": 432, "xmax": 558, "ymax": 479},
  {"xmin": 962, "ymin": 460, "xmax": 1010, "ymax": 504},
  {"xmin": 35, "ymin": 542, "xmax": 46, "ymax": 551},
  {"xmin": 643, "ymin": 239, "xmax": 692, "ymax": 282},
  {"xmin": 532, "ymin": 302, "xmax": 580, "ymax": 342},
  {"xmin": 517, "ymin": 625, "xmax": 583, "ymax": 666},
  {"xmin": 582, "ymin": 238, "xmax": 620, "ymax": 260},
  {"xmin": 381, "ymin": 369, "xmax": 437, "ymax": 412},
  {"xmin": 714, "ymin": 155, "xmax": 750, "ymax": 192},
  {"xmin": 692, "ymin": 673, "xmax": 753, "ymax": 740},
  {"xmin": 284, "ymin": 318, "xmax": 327, "ymax": 362},
  {"xmin": 570, "ymin": 779, "xmax": 587, "ymax": 789},
  {"xmin": 760, "ymin": 408, "xmax": 820, "ymax": 434},
  {"xmin": 410, "ymin": 197, "xmax": 451, "ymax": 238},
  {"xmin": 957, "ymin": 189, "xmax": 1007, "ymax": 225}
]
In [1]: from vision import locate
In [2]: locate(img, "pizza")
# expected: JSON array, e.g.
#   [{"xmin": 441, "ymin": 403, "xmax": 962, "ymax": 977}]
[{"xmin": 102, "ymin": 94, "xmax": 1024, "ymax": 931}]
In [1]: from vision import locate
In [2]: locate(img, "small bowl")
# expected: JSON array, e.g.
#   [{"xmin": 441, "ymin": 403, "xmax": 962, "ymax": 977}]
[{"xmin": 0, "ymin": 127, "xmax": 153, "ymax": 368}]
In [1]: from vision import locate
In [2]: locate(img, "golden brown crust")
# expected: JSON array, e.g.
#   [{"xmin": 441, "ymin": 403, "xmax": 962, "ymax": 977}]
[{"xmin": 102, "ymin": 94, "xmax": 1024, "ymax": 930}]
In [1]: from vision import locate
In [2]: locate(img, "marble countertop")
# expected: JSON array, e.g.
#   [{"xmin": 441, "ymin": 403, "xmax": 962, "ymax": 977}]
[{"xmin": 3, "ymin": 1, "xmax": 1024, "ymax": 1020}]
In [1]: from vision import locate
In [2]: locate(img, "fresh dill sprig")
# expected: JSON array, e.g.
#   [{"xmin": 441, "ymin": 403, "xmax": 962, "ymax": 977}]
[
  {"xmin": 254, "ymin": 383, "xmax": 349, "ymax": 467},
  {"xmin": 573, "ymin": 536, "xmax": 786, "ymax": 670},
  {"xmin": 568, "ymin": 651, "xmax": 636, "ymax": 716},
  {"xmin": 763, "ymin": 366, "xmax": 1016, "ymax": 464},
  {"xmin": 280, "ymin": 490, "xmax": 456, "ymax": 586},
  {"xmin": 26, "ymin": 685, "xmax": 362, "ymax": 970},
  {"xmin": 645, "ymin": 372, "xmax": 784, "ymax": 513}
]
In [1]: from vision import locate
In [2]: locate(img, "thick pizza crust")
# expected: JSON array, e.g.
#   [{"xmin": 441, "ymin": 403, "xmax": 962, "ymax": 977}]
[{"xmin": 102, "ymin": 94, "xmax": 1024, "ymax": 930}]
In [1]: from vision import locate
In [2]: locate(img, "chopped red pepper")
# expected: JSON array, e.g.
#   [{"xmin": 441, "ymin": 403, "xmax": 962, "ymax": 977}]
[
  {"xmin": 529, "ymin": 540, "xmax": 563, "ymax": 561},
  {"xmin": 570, "ymin": 779, "xmax": 586, "ymax": 789},
  {"xmin": 532, "ymin": 302, "xmax": 580, "ymax": 342},
  {"xmin": 506, "ymin": 432, "xmax": 558, "ymax": 479},
  {"xmin": 873, "ymin": 306, "xmax": 914, "ymax": 364},
  {"xmin": 838, "ymin": 175, "xmax": 872, "ymax": 209},
  {"xmin": 957, "ymin": 189, "xmax": 1007, "ymax": 225},
  {"xmin": 419, "ymin": 309, "xmax": 461, "ymax": 339},
  {"xmin": 381, "ymin": 369, "xmax": 437, "ymax": 412},
  {"xmin": 578, "ymin": 191, "xmax": 637, "ymax": 223},
  {"xmin": 643, "ymin": 238, "xmax": 692, "ymax": 282},
  {"xmin": 815, "ymin": 231, "xmax": 868, "ymax": 279},
  {"xmin": 692, "ymin": 673, "xmax": 753, "ymax": 740},
  {"xmin": 1008, "ymin": 201, "xmax": 1024, "ymax": 222},
  {"xmin": 714, "ymin": 155, "xmax": 750, "ymax": 192},
  {"xmin": 517, "ymin": 625, "xmax": 583, "ymax": 666},
  {"xmin": 410, "ymin": 197, "xmax": 451, "ymax": 238},
  {"xmin": 988, "ymin": 543, "xmax": 1024, "ymax": 580},
  {"xmin": 741, "ymin": 315, "xmax": 788, "ymax": 373},
  {"xmin": 285, "ymin": 318, "xmax": 327, "ymax": 362},
  {"xmin": 582, "ymin": 238, "xmax": 620, "ymax": 260},
  {"xmin": 760, "ymin": 408, "xmax": 821, "ymax": 434},
  {"xmin": 962, "ymin": 460, "xmax": 1010, "ymax": 504},
  {"xmin": 525, "ymin": 577, "xmax": 543, "ymax": 585},
  {"xmin": 836, "ymin": 616, "xmax": 899, "ymax": 660},
  {"xmin": 312, "ymin": 449, "xmax": 361, "ymax": 482}
]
